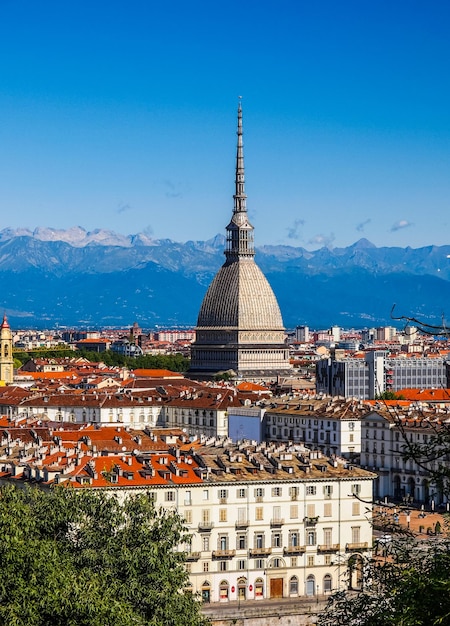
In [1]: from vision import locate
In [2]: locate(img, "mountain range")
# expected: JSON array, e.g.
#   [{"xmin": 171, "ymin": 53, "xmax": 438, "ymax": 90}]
[{"xmin": 2, "ymin": 227, "xmax": 450, "ymax": 331}]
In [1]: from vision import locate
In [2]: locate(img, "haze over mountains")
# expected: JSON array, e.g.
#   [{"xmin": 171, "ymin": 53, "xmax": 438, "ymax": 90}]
[{"xmin": 2, "ymin": 227, "xmax": 450, "ymax": 330}]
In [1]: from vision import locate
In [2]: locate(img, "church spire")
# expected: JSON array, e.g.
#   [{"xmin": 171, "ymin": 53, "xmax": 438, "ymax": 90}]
[{"xmin": 225, "ymin": 99, "xmax": 255, "ymax": 260}]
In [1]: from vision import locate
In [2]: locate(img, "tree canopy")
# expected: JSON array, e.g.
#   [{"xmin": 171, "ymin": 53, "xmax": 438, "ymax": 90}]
[
  {"xmin": 319, "ymin": 530, "xmax": 450, "ymax": 626},
  {"xmin": 0, "ymin": 485, "xmax": 208, "ymax": 626},
  {"xmin": 13, "ymin": 348, "xmax": 190, "ymax": 372}
]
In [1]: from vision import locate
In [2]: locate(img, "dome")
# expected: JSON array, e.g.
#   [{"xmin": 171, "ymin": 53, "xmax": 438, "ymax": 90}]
[{"xmin": 197, "ymin": 257, "xmax": 284, "ymax": 330}]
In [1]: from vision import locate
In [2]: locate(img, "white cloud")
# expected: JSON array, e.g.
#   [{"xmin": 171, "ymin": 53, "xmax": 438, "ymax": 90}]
[
  {"xmin": 308, "ymin": 233, "xmax": 335, "ymax": 248},
  {"xmin": 390, "ymin": 220, "xmax": 413, "ymax": 232}
]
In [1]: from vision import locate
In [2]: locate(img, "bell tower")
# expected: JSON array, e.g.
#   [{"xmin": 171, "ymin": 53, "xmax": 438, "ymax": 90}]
[{"xmin": 0, "ymin": 315, "xmax": 13, "ymax": 384}]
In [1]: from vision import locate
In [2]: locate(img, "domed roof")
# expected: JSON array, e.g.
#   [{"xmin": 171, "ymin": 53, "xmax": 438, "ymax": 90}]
[{"xmin": 197, "ymin": 257, "xmax": 284, "ymax": 330}]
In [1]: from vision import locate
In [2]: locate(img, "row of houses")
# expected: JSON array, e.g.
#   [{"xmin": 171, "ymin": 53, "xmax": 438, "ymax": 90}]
[{"xmin": 0, "ymin": 420, "xmax": 374, "ymax": 604}]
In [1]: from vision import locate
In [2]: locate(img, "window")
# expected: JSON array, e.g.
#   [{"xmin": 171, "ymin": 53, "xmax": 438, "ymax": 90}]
[
  {"xmin": 306, "ymin": 504, "xmax": 316, "ymax": 518},
  {"xmin": 203, "ymin": 562, "xmax": 209, "ymax": 572},
  {"xmin": 237, "ymin": 507, "xmax": 247, "ymax": 523},
  {"xmin": 219, "ymin": 508, "xmax": 227, "ymax": 522},
  {"xmin": 325, "ymin": 555, "xmax": 332, "ymax": 566},
  {"xmin": 289, "ymin": 486, "xmax": 299, "ymax": 500},
  {"xmin": 255, "ymin": 487, "xmax": 265, "ymax": 499},
  {"xmin": 218, "ymin": 489, "xmax": 228, "ymax": 501},
  {"xmin": 255, "ymin": 507, "xmax": 263, "ymax": 521},
  {"xmin": 202, "ymin": 536, "xmax": 210, "ymax": 551},
  {"xmin": 184, "ymin": 491, "xmax": 192, "ymax": 505},
  {"xmin": 323, "ymin": 528, "xmax": 332, "ymax": 547},
  {"xmin": 165, "ymin": 491, "xmax": 175, "ymax": 502},
  {"xmin": 184, "ymin": 510, "xmax": 192, "ymax": 524},
  {"xmin": 352, "ymin": 501, "xmax": 360, "ymax": 516},
  {"xmin": 351, "ymin": 484, "xmax": 361, "ymax": 495},
  {"xmin": 307, "ymin": 555, "xmax": 315, "ymax": 567},
  {"xmin": 254, "ymin": 559, "xmax": 264, "ymax": 569},
  {"xmin": 324, "ymin": 503, "xmax": 332, "ymax": 517},
  {"xmin": 237, "ymin": 534, "xmax": 247, "ymax": 550},
  {"xmin": 323, "ymin": 485, "xmax": 333, "ymax": 498},
  {"xmin": 307, "ymin": 530, "xmax": 316, "ymax": 546},
  {"xmin": 290, "ymin": 504, "xmax": 299, "ymax": 519},
  {"xmin": 201, "ymin": 509, "xmax": 210, "ymax": 523},
  {"xmin": 237, "ymin": 488, "xmax": 247, "ymax": 498},
  {"xmin": 238, "ymin": 559, "xmax": 246, "ymax": 570},
  {"xmin": 255, "ymin": 533, "xmax": 264, "ymax": 549},
  {"xmin": 289, "ymin": 531, "xmax": 299, "ymax": 547},
  {"xmin": 272, "ymin": 532, "xmax": 281, "ymax": 548},
  {"xmin": 323, "ymin": 574, "xmax": 332, "ymax": 593},
  {"xmin": 291, "ymin": 557, "xmax": 297, "ymax": 567},
  {"xmin": 271, "ymin": 558, "xmax": 282, "ymax": 568},
  {"xmin": 219, "ymin": 561, "xmax": 228, "ymax": 572},
  {"xmin": 272, "ymin": 505, "xmax": 281, "ymax": 522},
  {"xmin": 351, "ymin": 526, "xmax": 361, "ymax": 544},
  {"xmin": 272, "ymin": 486, "xmax": 282, "ymax": 497},
  {"xmin": 203, "ymin": 489, "xmax": 209, "ymax": 500},
  {"xmin": 219, "ymin": 535, "xmax": 228, "ymax": 550},
  {"xmin": 306, "ymin": 485, "xmax": 316, "ymax": 496}
]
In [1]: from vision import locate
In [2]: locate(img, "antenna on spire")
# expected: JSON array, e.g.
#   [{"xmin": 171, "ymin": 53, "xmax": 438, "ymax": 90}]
[{"xmin": 238, "ymin": 95, "xmax": 242, "ymax": 110}]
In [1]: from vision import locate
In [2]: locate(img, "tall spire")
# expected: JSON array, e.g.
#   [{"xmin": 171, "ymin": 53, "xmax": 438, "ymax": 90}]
[
  {"xmin": 225, "ymin": 99, "xmax": 255, "ymax": 260},
  {"xmin": 234, "ymin": 97, "xmax": 246, "ymax": 214}
]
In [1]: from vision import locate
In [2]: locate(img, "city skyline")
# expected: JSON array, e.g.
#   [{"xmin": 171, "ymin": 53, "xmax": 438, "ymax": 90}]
[{"xmin": 1, "ymin": 1, "xmax": 450, "ymax": 250}]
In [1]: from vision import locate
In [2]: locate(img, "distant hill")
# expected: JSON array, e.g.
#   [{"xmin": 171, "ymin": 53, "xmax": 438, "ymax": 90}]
[{"xmin": 1, "ymin": 227, "xmax": 449, "ymax": 330}]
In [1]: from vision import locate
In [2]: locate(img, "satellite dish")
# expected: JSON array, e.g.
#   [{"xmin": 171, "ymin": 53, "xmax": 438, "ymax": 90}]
[{"xmin": 122, "ymin": 446, "xmax": 127, "ymax": 452}]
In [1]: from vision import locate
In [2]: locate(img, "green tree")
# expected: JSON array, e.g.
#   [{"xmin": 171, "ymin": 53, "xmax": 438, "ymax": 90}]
[
  {"xmin": 319, "ymin": 532, "xmax": 450, "ymax": 626},
  {"xmin": 0, "ymin": 484, "xmax": 209, "ymax": 626},
  {"xmin": 375, "ymin": 391, "xmax": 405, "ymax": 400}
]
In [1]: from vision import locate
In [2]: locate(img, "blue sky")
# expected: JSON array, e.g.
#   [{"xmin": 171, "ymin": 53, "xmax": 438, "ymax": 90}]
[{"xmin": 1, "ymin": 0, "xmax": 449, "ymax": 250}]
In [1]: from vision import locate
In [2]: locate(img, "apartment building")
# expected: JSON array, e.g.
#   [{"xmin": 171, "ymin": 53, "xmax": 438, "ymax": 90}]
[
  {"xmin": 360, "ymin": 404, "xmax": 450, "ymax": 506},
  {"xmin": 261, "ymin": 398, "xmax": 366, "ymax": 460},
  {"xmin": 0, "ymin": 428, "xmax": 374, "ymax": 604},
  {"xmin": 317, "ymin": 351, "xmax": 448, "ymax": 399}
]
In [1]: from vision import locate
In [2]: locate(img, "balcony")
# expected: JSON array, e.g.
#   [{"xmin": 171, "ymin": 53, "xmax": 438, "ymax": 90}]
[
  {"xmin": 346, "ymin": 542, "xmax": 369, "ymax": 552},
  {"xmin": 317, "ymin": 544, "xmax": 340, "ymax": 553},
  {"xmin": 283, "ymin": 545, "xmax": 306, "ymax": 556},
  {"xmin": 270, "ymin": 518, "xmax": 285, "ymax": 528},
  {"xmin": 198, "ymin": 522, "xmax": 214, "ymax": 532},
  {"xmin": 304, "ymin": 516, "xmax": 319, "ymax": 527},
  {"xmin": 186, "ymin": 551, "xmax": 200, "ymax": 561},
  {"xmin": 212, "ymin": 549, "xmax": 236, "ymax": 560},
  {"xmin": 235, "ymin": 519, "xmax": 249, "ymax": 529},
  {"xmin": 249, "ymin": 547, "xmax": 272, "ymax": 557}
]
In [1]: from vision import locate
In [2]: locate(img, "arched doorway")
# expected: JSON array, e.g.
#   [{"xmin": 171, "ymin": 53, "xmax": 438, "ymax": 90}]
[
  {"xmin": 219, "ymin": 580, "xmax": 229, "ymax": 602},
  {"xmin": 255, "ymin": 577, "xmax": 264, "ymax": 599},
  {"xmin": 407, "ymin": 477, "xmax": 415, "ymax": 499},
  {"xmin": 306, "ymin": 574, "xmax": 315, "ymax": 596},
  {"xmin": 323, "ymin": 574, "xmax": 333, "ymax": 594},
  {"xmin": 289, "ymin": 575, "xmax": 299, "ymax": 596},
  {"xmin": 201, "ymin": 581, "xmax": 211, "ymax": 603},
  {"xmin": 237, "ymin": 577, "xmax": 247, "ymax": 602},
  {"xmin": 348, "ymin": 555, "xmax": 364, "ymax": 590}
]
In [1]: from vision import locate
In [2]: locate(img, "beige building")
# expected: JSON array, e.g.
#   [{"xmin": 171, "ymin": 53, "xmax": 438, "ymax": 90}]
[{"xmin": 0, "ymin": 428, "xmax": 374, "ymax": 605}]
